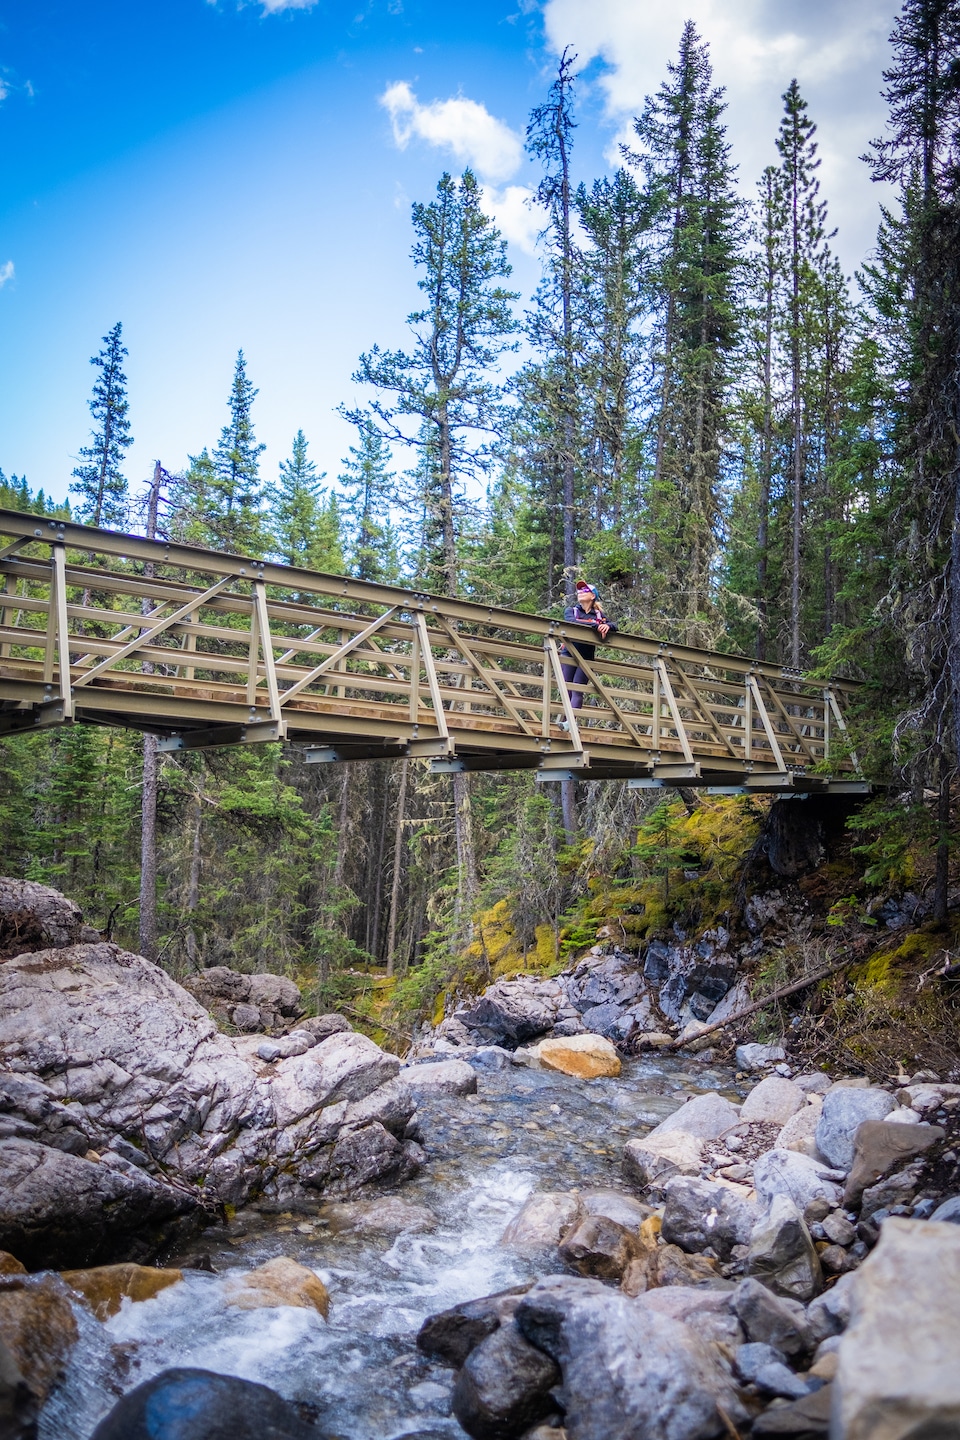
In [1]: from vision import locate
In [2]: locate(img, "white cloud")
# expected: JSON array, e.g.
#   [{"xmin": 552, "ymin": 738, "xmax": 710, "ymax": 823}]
[
  {"xmin": 0, "ymin": 81, "xmax": 9, "ymax": 104},
  {"xmin": 0, "ymin": 261, "xmax": 14, "ymax": 289},
  {"xmin": 258, "ymin": 0, "xmax": 317, "ymax": 11},
  {"xmin": 479, "ymin": 184, "xmax": 540, "ymax": 256},
  {"xmin": 541, "ymin": 0, "xmax": 900, "ymax": 271},
  {"xmin": 380, "ymin": 80, "xmax": 523, "ymax": 184}
]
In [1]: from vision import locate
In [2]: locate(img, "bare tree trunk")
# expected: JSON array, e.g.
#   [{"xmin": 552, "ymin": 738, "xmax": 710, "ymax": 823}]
[
  {"xmin": 560, "ymin": 778, "xmax": 577, "ymax": 843},
  {"xmin": 933, "ymin": 747, "xmax": 950, "ymax": 926},
  {"xmin": 386, "ymin": 759, "xmax": 409, "ymax": 977},
  {"xmin": 138, "ymin": 461, "xmax": 163, "ymax": 961},
  {"xmin": 184, "ymin": 785, "xmax": 203, "ymax": 967}
]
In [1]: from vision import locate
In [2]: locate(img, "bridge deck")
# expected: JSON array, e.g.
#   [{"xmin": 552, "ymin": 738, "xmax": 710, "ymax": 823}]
[{"xmin": 0, "ymin": 510, "xmax": 865, "ymax": 792}]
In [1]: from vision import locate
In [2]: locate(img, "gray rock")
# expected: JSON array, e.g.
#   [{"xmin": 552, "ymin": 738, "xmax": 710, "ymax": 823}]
[
  {"xmin": 734, "ymin": 1341, "xmax": 788, "ymax": 1383},
  {"xmin": 417, "ymin": 1286, "xmax": 531, "ymax": 1369},
  {"xmin": 821, "ymin": 1211, "xmax": 856, "ymax": 1247},
  {"xmin": 753, "ymin": 1361, "xmax": 818, "ymax": 1400},
  {"xmin": 306, "ymin": 1030, "xmax": 401, "ymax": 1107},
  {"xmin": 401, "ymin": 1059, "xmax": 478, "ymax": 1097},
  {"xmin": 0, "ymin": 878, "xmax": 86, "ymax": 957},
  {"xmin": 467, "ymin": 1046, "xmax": 513, "ymax": 1071},
  {"xmin": 750, "ymin": 1385, "xmax": 832, "ymax": 1436},
  {"xmin": 736, "ymin": 1042, "xmax": 786, "ymax": 1071},
  {"xmin": 794, "ymin": 1072, "xmax": 831, "ymax": 1095},
  {"xmin": 805, "ymin": 1272, "xmax": 856, "ymax": 1345},
  {"xmin": 623, "ymin": 1131, "xmax": 703, "ymax": 1192},
  {"xmin": 746, "ymin": 1194, "xmax": 822, "ymax": 1301},
  {"xmin": 815, "ymin": 1088, "xmax": 896, "ymax": 1170},
  {"xmin": 752, "ymin": 1149, "xmax": 844, "ymax": 1219},
  {"xmin": 303, "ymin": 1121, "xmax": 422, "ymax": 1195},
  {"xmin": 930, "ymin": 1195, "xmax": 960, "ymax": 1224},
  {"xmin": 731, "ymin": 1278, "xmax": 810, "ymax": 1356},
  {"xmin": 451, "ymin": 1320, "xmax": 560, "ymax": 1440},
  {"xmin": 297, "ymin": 1013, "xmax": 352, "ymax": 1041},
  {"xmin": 339, "ymin": 1076, "xmax": 417, "ymax": 1139},
  {"xmin": 577, "ymin": 1188, "xmax": 651, "ymax": 1230},
  {"xmin": 516, "ymin": 1275, "xmax": 746, "ymax": 1440},
  {"xmin": 648, "ymin": 1092, "xmax": 741, "ymax": 1142},
  {"xmin": 859, "ymin": 1161, "xmax": 923, "ymax": 1221},
  {"xmin": 0, "ymin": 1137, "xmax": 197, "ymax": 1271},
  {"xmin": 662, "ymin": 1176, "xmax": 758, "ymax": 1260},
  {"xmin": 457, "ymin": 979, "xmax": 559, "ymax": 1046},
  {"xmin": 842, "ymin": 1120, "xmax": 942, "ymax": 1208},
  {"xmin": 739, "ymin": 1077, "xmax": 805, "ymax": 1126},
  {"xmin": 835, "ymin": 1217, "xmax": 960, "ymax": 1440},
  {"xmin": 501, "ymin": 1192, "xmax": 580, "ymax": 1253}
]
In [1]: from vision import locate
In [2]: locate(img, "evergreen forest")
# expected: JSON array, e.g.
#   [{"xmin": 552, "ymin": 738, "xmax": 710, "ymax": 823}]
[{"xmin": 1, "ymin": 4, "xmax": 958, "ymax": 1035}]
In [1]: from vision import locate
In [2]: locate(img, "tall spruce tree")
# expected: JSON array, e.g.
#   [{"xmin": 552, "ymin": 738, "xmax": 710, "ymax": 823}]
[
  {"xmin": 270, "ymin": 430, "xmax": 343, "ymax": 573},
  {"xmin": 776, "ymin": 80, "xmax": 830, "ymax": 667},
  {"xmin": 352, "ymin": 170, "xmax": 517, "ymax": 593},
  {"xmin": 209, "ymin": 351, "xmax": 267, "ymax": 554},
  {"xmin": 865, "ymin": 0, "xmax": 960, "ymax": 919},
  {"xmin": 629, "ymin": 23, "xmax": 745, "ymax": 642},
  {"xmin": 70, "ymin": 322, "xmax": 132, "ymax": 528},
  {"xmin": 526, "ymin": 48, "xmax": 580, "ymax": 606},
  {"xmin": 338, "ymin": 416, "xmax": 398, "ymax": 583}
]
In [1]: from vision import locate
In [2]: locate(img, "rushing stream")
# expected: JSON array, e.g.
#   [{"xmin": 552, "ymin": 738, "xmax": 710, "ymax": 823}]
[{"xmin": 42, "ymin": 1053, "xmax": 744, "ymax": 1440}]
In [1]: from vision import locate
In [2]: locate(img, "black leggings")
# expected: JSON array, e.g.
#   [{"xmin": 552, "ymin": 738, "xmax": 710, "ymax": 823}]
[{"xmin": 561, "ymin": 661, "xmax": 589, "ymax": 710}]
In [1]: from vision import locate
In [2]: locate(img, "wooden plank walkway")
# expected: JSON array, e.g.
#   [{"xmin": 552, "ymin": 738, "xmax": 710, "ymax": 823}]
[{"xmin": 0, "ymin": 509, "xmax": 865, "ymax": 793}]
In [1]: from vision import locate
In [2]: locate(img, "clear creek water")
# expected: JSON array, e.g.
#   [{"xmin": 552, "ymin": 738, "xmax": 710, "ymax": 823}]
[{"xmin": 41, "ymin": 1055, "xmax": 742, "ymax": 1440}]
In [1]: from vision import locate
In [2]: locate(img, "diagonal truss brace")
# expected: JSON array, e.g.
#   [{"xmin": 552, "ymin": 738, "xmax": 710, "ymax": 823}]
[
  {"xmin": 277, "ymin": 606, "xmax": 398, "ymax": 706},
  {"xmin": 73, "ymin": 576, "xmax": 235, "ymax": 688},
  {"xmin": 434, "ymin": 615, "xmax": 536, "ymax": 737},
  {"xmin": 544, "ymin": 637, "xmax": 584, "ymax": 754},
  {"xmin": 655, "ymin": 659, "xmax": 694, "ymax": 765},
  {"xmin": 43, "ymin": 544, "xmax": 74, "ymax": 719}
]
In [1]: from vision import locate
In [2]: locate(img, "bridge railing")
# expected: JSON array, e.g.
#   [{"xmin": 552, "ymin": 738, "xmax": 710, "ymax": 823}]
[{"xmin": 0, "ymin": 510, "xmax": 860, "ymax": 779}]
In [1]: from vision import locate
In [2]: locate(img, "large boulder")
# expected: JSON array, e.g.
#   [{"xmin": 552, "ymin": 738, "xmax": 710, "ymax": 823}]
[
  {"xmin": 745, "ymin": 1195, "xmax": 822, "ymax": 1301},
  {"xmin": 223, "ymin": 1257, "xmax": 329, "ymax": 1318},
  {"xmin": 538, "ymin": 1034, "xmax": 621, "ymax": 1080},
  {"xmin": 182, "ymin": 966, "xmax": 304, "ymax": 1033},
  {"xmin": 623, "ymin": 1132, "xmax": 703, "ymax": 1192},
  {"xmin": 515, "ymin": 1275, "xmax": 746, "ymax": 1440},
  {"xmin": 0, "ymin": 1138, "xmax": 198, "ymax": 1271},
  {"xmin": 835, "ymin": 1218, "xmax": 960, "ymax": 1440},
  {"xmin": 457, "ymin": 978, "xmax": 560, "ymax": 1046},
  {"xmin": 401, "ymin": 1059, "xmax": 478, "ymax": 1096},
  {"xmin": 739, "ymin": 1077, "xmax": 805, "ymax": 1127},
  {"xmin": 752, "ymin": 1149, "xmax": 844, "ymax": 1220},
  {"xmin": 0, "ymin": 878, "xmax": 90, "ymax": 959},
  {"xmin": 451, "ymin": 1320, "xmax": 560, "ymax": 1440},
  {"xmin": 842, "ymin": 1119, "xmax": 943, "ymax": 1208},
  {"xmin": 661, "ymin": 1177, "xmax": 758, "ymax": 1260},
  {"xmin": 0, "ymin": 892, "xmax": 422, "ymax": 1265},
  {"xmin": 417, "ymin": 1286, "xmax": 531, "ymax": 1370},
  {"xmin": 647, "ymin": 1092, "xmax": 740, "ymax": 1142},
  {"xmin": 815, "ymin": 1087, "xmax": 896, "ymax": 1170},
  {"xmin": 501, "ymin": 1192, "xmax": 580, "ymax": 1254},
  {"xmin": 89, "ymin": 1367, "xmax": 320, "ymax": 1440}
]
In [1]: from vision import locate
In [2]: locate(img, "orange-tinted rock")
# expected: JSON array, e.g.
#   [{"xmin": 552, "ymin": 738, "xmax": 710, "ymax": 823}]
[
  {"xmin": 61, "ymin": 1262, "xmax": 183, "ymax": 1319},
  {"xmin": 224, "ymin": 1257, "xmax": 330, "ymax": 1319},
  {"xmin": 538, "ymin": 1034, "xmax": 621, "ymax": 1079}
]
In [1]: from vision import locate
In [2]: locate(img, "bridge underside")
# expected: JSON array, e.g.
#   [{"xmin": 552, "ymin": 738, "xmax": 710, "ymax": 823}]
[{"xmin": 0, "ymin": 510, "xmax": 868, "ymax": 796}]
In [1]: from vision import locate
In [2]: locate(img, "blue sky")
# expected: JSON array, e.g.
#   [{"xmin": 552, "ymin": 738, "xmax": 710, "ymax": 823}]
[{"xmin": 0, "ymin": 0, "xmax": 900, "ymax": 514}]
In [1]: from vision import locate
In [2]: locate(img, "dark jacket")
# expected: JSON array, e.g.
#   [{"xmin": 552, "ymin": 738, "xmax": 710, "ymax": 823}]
[{"xmin": 560, "ymin": 603, "xmax": 618, "ymax": 663}]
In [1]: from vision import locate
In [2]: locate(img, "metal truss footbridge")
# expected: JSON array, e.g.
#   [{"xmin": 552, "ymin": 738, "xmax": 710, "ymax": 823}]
[{"xmin": 0, "ymin": 510, "xmax": 865, "ymax": 795}]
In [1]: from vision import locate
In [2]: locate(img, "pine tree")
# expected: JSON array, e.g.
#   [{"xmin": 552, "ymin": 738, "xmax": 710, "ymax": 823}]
[
  {"xmin": 70, "ymin": 322, "xmax": 132, "ymax": 528},
  {"xmin": 575, "ymin": 168, "xmax": 650, "ymax": 583},
  {"xmin": 776, "ymin": 80, "xmax": 830, "ymax": 667},
  {"xmin": 629, "ymin": 23, "xmax": 745, "ymax": 642},
  {"xmin": 526, "ymin": 48, "xmax": 580, "ymax": 606},
  {"xmin": 209, "ymin": 351, "xmax": 267, "ymax": 554},
  {"xmin": 270, "ymin": 430, "xmax": 343, "ymax": 573},
  {"xmin": 338, "ymin": 416, "xmax": 398, "ymax": 582},
  {"xmin": 351, "ymin": 169, "xmax": 517, "ymax": 595}
]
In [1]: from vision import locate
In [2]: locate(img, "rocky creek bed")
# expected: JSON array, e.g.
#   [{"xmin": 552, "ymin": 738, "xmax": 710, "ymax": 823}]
[{"xmin": 2, "ymin": 877, "xmax": 960, "ymax": 1439}]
